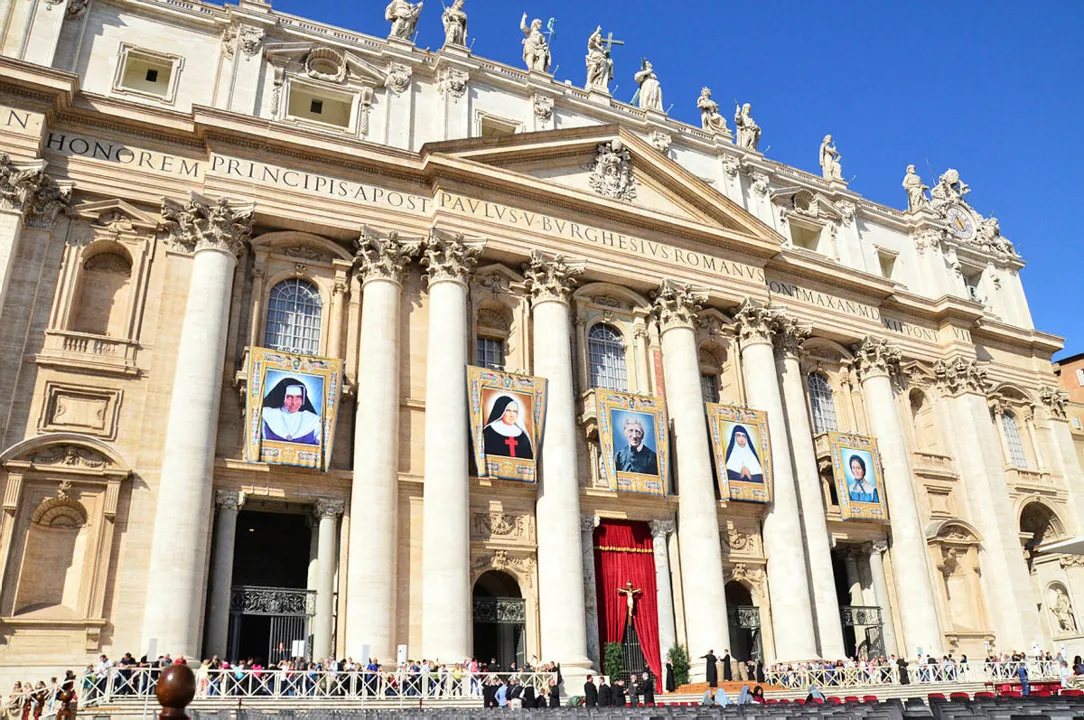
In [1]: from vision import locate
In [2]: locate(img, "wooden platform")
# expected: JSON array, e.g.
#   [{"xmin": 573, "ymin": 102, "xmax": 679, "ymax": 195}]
[{"xmin": 674, "ymin": 680, "xmax": 786, "ymax": 696}]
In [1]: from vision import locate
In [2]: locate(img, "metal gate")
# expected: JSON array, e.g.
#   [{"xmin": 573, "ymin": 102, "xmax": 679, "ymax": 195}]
[
  {"xmin": 229, "ymin": 585, "xmax": 316, "ymax": 664},
  {"xmin": 840, "ymin": 605, "xmax": 885, "ymax": 659},
  {"xmin": 727, "ymin": 605, "xmax": 764, "ymax": 662},
  {"xmin": 620, "ymin": 620, "xmax": 647, "ymax": 677},
  {"xmin": 473, "ymin": 597, "xmax": 527, "ymax": 668}
]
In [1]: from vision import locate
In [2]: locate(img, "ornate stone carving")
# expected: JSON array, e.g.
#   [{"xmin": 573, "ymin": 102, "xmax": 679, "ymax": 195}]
[
  {"xmin": 523, "ymin": 249, "xmax": 584, "ymax": 305},
  {"xmin": 851, "ymin": 337, "xmax": 901, "ymax": 380},
  {"xmin": 589, "ymin": 139, "xmax": 637, "ymax": 202},
  {"xmin": 1060, "ymin": 555, "xmax": 1084, "ymax": 569},
  {"xmin": 238, "ymin": 25, "xmax": 264, "ymax": 56},
  {"xmin": 282, "ymin": 245, "xmax": 331, "ymax": 262},
  {"xmin": 472, "ymin": 549, "xmax": 535, "ymax": 580},
  {"xmin": 386, "ymin": 0, "xmax": 423, "ymax": 40},
  {"xmin": 584, "ymin": 26, "xmax": 613, "ymax": 93},
  {"xmin": 1040, "ymin": 386, "xmax": 1070, "ymax": 420},
  {"xmin": 215, "ymin": 489, "xmax": 245, "ymax": 511},
  {"xmin": 721, "ymin": 527, "xmax": 761, "ymax": 556},
  {"xmin": 353, "ymin": 227, "xmax": 421, "ymax": 284},
  {"xmin": 580, "ymin": 514, "xmax": 600, "ymax": 533},
  {"xmin": 441, "ymin": 0, "xmax": 467, "ymax": 47},
  {"xmin": 0, "ymin": 154, "xmax": 72, "ymax": 229},
  {"xmin": 819, "ymin": 134, "xmax": 843, "ymax": 182},
  {"xmin": 471, "ymin": 512, "xmax": 529, "ymax": 540},
  {"xmin": 929, "ymin": 168, "xmax": 970, "ymax": 212},
  {"xmin": 422, "ymin": 230, "xmax": 483, "ymax": 286},
  {"xmin": 836, "ymin": 199, "xmax": 856, "ymax": 224},
  {"xmin": 519, "ymin": 14, "xmax": 551, "ymax": 72},
  {"xmin": 304, "ymin": 47, "xmax": 346, "ymax": 83},
  {"xmin": 934, "ymin": 357, "xmax": 990, "ymax": 396},
  {"xmin": 532, "ymin": 94, "xmax": 554, "ymax": 122},
  {"xmin": 648, "ymin": 131, "xmax": 672, "ymax": 153},
  {"xmin": 697, "ymin": 87, "xmax": 727, "ymax": 134},
  {"xmin": 725, "ymin": 563, "xmax": 765, "ymax": 586},
  {"xmin": 221, "ymin": 25, "xmax": 238, "ymax": 58},
  {"xmin": 160, "ymin": 195, "xmax": 254, "ymax": 256},
  {"xmin": 903, "ymin": 165, "xmax": 929, "ymax": 212},
  {"xmin": 772, "ymin": 316, "xmax": 811, "ymax": 359},
  {"xmin": 313, "ymin": 498, "xmax": 345, "ymax": 518},
  {"xmin": 384, "ymin": 62, "xmax": 412, "ymax": 94},
  {"xmin": 1050, "ymin": 584, "xmax": 1079, "ymax": 636},
  {"xmin": 865, "ymin": 540, "xmax": 889, "ymax": 555},
  {"xmin": 437, "ymin": 67, "xmax": 469, "ymax": 99},
  {"xmin": 32, "ymin": 484, "xmax": 88, "ymax": 529},
  {"xmin": 912, "ymin": 228, "xmax": 942, "ymax": 255},
  {"xmin": 721, "ymin": 155, "xmax": 740, "ymax": 179},
  {"xmin": 30, "ymin": 445, "xmax": 108, "ymax": 469},
  {"xmin": 66, "ymin": 0, "xmax": 90, "ymax": 18},
  {"xmin": 652, "ymin": 279, "xmax": 706, "ymax": 332},
  {"xmin": 746, "ymin": 168, "xmax": 769, "ymax": 197},
  {"xmin": 734, "ymin": 103, "xmax": 761, "ymax": 151},
  {"xmin": 648, "ymin": 518, "xmax": 675, "ymax": 537},
  {"xmin": 732, "ymin": 299, "xmax": 780, "ymax": 346}
]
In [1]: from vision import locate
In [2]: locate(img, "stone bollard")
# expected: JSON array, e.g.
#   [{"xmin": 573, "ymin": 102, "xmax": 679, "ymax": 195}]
[{"xmin": 156, "ymin": 664, "xmax": 196, "ymax": 720}]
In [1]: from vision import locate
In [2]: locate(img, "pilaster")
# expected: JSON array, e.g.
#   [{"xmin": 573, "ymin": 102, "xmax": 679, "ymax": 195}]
[
  {"xmin": 580, "ymin": 514, "xmax": 601, "ymax": 670},
  {"xmin": 312, "ymin": 497, "xmax": 343, "ymax": 660},
  {"xmin": 649, "ymin": 518, "xmax": 677, "ymax": 677}
]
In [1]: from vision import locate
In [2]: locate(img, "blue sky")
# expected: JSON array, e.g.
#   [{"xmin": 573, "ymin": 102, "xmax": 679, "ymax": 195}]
[{"xmin": 267, "ymin": 0, "xmax": 1084, "ymax": 356}]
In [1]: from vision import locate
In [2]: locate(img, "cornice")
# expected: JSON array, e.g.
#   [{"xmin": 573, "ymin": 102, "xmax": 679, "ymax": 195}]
[
  {"xmin": 971, "ymin": 318, "xmax": 1064, "ymax": 357},
  {"xmin": 765, "ymin": 249, "xmax": 896, "ymax": 302}
]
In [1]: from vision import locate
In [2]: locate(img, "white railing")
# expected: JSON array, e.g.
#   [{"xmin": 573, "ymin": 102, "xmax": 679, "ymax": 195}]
[
  {"xmin": 765, "ymin": 661, "xmax": 1063, "ymax": 691},
  {"xmin": 80, "ymin": 668, "xmax": 557, "ymax": 707}
]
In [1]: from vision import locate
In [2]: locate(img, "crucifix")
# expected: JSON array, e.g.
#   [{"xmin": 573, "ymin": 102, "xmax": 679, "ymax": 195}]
[
  {"xmin": 617, "ymin": 581, "xmax": 642, "ymax": 625},
  {"xmin": 602, "ymin": 31, "xmax": 624, "ymax": 55}
]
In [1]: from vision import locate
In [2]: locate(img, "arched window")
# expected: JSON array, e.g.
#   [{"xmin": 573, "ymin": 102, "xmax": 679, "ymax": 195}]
[
  {"xmin": 265, "ymin": 279, "xmax": 322, "ymax": 356},
  {"xmin": 1000, "ymin": 411, "xmax": 1029, "ymax": 468},
  {"xmin": 808, "ymin": 372, "xmax": 839, "ymax": 434},
  {"xmin": 588, "ymin": 323, "xmax": 627, "ymax": 391}
]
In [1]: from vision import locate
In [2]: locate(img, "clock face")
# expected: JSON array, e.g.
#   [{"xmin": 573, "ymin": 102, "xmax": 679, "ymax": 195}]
[{"xmin": 946, "ymin": 206, "xmax": 975, "ymax": 239}]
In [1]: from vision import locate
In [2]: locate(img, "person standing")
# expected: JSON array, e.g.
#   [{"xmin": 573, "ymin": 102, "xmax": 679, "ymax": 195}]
[
  {"xmin": 641, "ymin": 671, "xmax": 656, "ymax": 706},
  {"xmin": 665, "ymin": 660, "xmax": 675, "ymax": 693},
  {"xmin": 627, "ymin": 674, "xmax": 639, "ymax": 708},
  {"xmin": 703, "ymin": 650, "xmax": 719, "ymax": 688},
  {"xmin": 1017, "ymin": 662, "xmax": 1030, "ymax": 696},
  {"xmin": 583, "ymin": 676, "xmax": 598, "ymax": 708},
  {"xmin": 722, "ymin": 649, "xmax": 733, "ymax": 682},
  {"xmin": 598, "ymin": 677, "xmax": 612, "ymax": 707}
]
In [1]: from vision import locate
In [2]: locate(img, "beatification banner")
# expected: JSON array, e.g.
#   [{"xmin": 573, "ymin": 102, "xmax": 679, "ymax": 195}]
[
  {"xmin": 467, "ymin": 366, "xmax": 548, "ymax": 483},
  {"xmin": 827, "ymin": 431, "xmax": 888, "ymax": 521},
  {"xmin": 707, "ymin": 404, "xmax": 773, "ymax": 504},
  {"xmin": 596, "ymin": 389, "xmax": 669, "ymax": 497},
  {"xmin": 244, "ymin": 347, "xmax": 344, "ymax": 471}
]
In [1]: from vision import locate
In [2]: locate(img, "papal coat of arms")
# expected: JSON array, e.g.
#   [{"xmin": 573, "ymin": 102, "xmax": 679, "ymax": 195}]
[{"xmin": 589, "ymin": 139, "xmax": 637, "ymax": 202}]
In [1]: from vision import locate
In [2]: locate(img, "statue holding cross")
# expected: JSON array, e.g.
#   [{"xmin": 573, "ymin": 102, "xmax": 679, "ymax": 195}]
[
  {"xmin": 617, "ymin": 580, "xmax": 642, "ymax": 625},
  {"xmin": 585, "ymin": 26, "xmax": 623, "ymax": 94}
]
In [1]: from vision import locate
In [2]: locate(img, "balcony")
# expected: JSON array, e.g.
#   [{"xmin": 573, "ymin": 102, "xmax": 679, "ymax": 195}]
[
  {"xmin": 911, "ymin": 451, "xmax": 957, "ymax": 480},
  {"xmin": 36, "ymin": 330, "xmax": 139, "ymax": 376},
  {"xmin": 1005, "ymin": 466, "xmax": 1053, "ymax": 492}
]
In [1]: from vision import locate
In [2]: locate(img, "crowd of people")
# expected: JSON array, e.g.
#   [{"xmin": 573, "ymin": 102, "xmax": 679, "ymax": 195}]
[
  {"xmin": 580, "ymin": 672, "xmax": 658, "ymax": 708},
  {"xmin": 1, "ymin": 672, "xmax": 77, "ymax": 720}
]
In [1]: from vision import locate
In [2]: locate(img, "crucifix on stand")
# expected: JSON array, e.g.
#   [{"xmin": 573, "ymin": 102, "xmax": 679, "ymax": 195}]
[{"xmin": 617, "ymin": 580, "xmax": 642, "ymax": 625}]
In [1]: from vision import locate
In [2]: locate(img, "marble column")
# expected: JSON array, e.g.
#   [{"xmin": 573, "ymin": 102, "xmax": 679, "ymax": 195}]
[
  {"xmin": 312, "ymin": 498, "xmax": 343, "ymax": 660},
  {"xmin": 580, "ymin": 515, "xmax": 601, "ymax": 669},
  {"xmin": 420, "ymin": 231, "xmax": 483, "ymax": 662},
  {"xmin": 142, "ymin": 196, "xmax": 253, "ymax": 659},
  {"xmin": 844, "ymin": 551, "xmax": 864, "ymax": 607},
  {"xmin": 345, "ymin": 229, "xmax": 420, "ymax": 662},
  {"xmin": 307, "ymin": 517, "xmax": 319, "ymax": 591},
  {"xmin": 524, "ymin": 250, "xmax": 592, "ymax": 677},
  {"xmin": 934, "ymin": 358, "xmax": 1038, "ymax": 649},
  {"xmin": 650, "ymin": 519, "xmax": 678, "ymax": 675},
  {"xmin": 865, "ymin": 541, "xmax": 899, "ymax": 657},
  {"xmin": 653, "ymin": 280, "xmax": 730, "ymax": 681},
  {"xmin": 773, "ymin": 318, "xmax": 846, "ymax": 660},
  {"xmin": 733, "ymin": 301, "xmax": 818, "ymax": 660},
  {"xmin": 852, "ymin": 338, "xmax": 942, "ymax": 657},
  {"xmin": 205, "ymin": 490, "xmax": 244, "ymax": 659}
]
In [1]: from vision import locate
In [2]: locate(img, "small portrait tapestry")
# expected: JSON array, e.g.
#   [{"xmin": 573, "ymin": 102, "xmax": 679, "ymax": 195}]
[
  {"xmin": 596, "ymin": 389, "xmax": 669, "ymax": 497},
  {"xmin": 707, "ymin": 404, "xmax": 773, "ymax": 504},
  {"xmin": 828, "ymin": 432, "xmax": 888, "ymax": 521},
  {"xmin": 244, "ymin": 347, "xmax": 344, "ymax": 471},
  {"xmin": 467, "ymin": 366, "xmax": 548, "ymax": 483}
]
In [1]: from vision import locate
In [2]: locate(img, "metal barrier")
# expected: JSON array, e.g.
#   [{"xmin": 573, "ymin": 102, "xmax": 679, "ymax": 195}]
[
  {"xmin": 765, "ymin": 660, "xmax": 1062, "ymax": 690},
  {"xmin": 79, "ymin": 668, "xmax": 557, "ymax": 707}
]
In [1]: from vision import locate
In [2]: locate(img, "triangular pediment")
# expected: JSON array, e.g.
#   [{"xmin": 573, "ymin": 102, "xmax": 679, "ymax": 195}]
[{"xmin": 421, "ymin": 126, "xmax": 783, "ymax": 255}]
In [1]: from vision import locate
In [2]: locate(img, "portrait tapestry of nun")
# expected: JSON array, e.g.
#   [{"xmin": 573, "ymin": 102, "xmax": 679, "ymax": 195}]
[
  {"xmin": 725, "ymin": 424, "xmax": 764, "ymax": 483},
  {"xmin": 482, "ymin": 395, "xmax": 534, "ymax": 460},
  {"xmin": 261, "ymin": 377, "xmax": 321, "ymax": 445}
]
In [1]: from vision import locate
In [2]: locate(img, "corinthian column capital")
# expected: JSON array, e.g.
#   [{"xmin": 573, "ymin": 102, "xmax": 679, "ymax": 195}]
[
  {"xmin": 772, "ymin": 316, "xmax": 811, "ymax": 359},
  {"xmin": 933, "ymin": 356, "xmax": 990, "ymax": 396},
  {"xmin": 732, "ymin": 298, "xmax": 781, "ymax": 347},
  {"xmin": 314, "ymin": 497, "xmax": 345, "ymax": 519},
  {"xmin": 0, "ymin": 154, "xmax": 73, "ymax": 229},
  {"xmin": 353, "ymin": 226, "xmax": 421, "ymax": 285},
  {"xmin": 648, "ymin": 518, "xmax": 675, "ymax": 538},
  {"xmin": 523, "ymin": 249, "xmax": 585, "ymax": 305},
  {"xmin": 1039, "ymin": 386, "xmax": 1069, "ymax": 420},
  {"xmin": 851, "ymin": 337, "xmax": 901, "ymax": 381},
  {"xmin": 422, "ymin": 230, "xmax": 484, "ymax": 287},
  {"xmin": 161, "ymin": 193, "xmax": 254, "ymax": 256},
  {"xmin": 579, "ymin": 514, "xmax": 600, "ymax": 533},
  {"xmin": 214, "ymin": 489, "xmax": 245, "ymax": 511},
  {"xmin": 652, "ymin": 279, "xmax": 707, "ymax": 333}
]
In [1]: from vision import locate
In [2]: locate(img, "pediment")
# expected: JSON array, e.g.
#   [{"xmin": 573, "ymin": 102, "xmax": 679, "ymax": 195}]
[
  {"xmin": 421, "ymin": 126, "xmax": 783, "ymax": 252},
  {"xmin": 71, "ymin": 199, "xmax": 159, "ymax": 231},
  {"xmin": 264, "ymin": 42, "xmax": 387, "ymax": 87}
]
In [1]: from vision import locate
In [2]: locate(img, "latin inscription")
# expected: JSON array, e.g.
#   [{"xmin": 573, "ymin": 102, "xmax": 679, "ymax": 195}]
[
  {"xmin": 438, "ymin": 191, "xmax": 765, "ymax": 283},
  {"xmin": 46, "ymin": 132, "xmax": 201, "ymax": 178},
  {"xmin": 768, "ymin": 279, "xmax": 880, "ymax": 321}
]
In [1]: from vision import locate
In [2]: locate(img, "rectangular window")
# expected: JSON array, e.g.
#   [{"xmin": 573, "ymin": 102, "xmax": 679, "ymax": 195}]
[
  {"xmin": 113, "ymin": 44, "xmax": 183, "ymax": 104},
  {"xmin": 790, "ymin": 223, "xmax": 821, "ymax": 252},
  {"xmin": 476, "ymin": 337, "xmax": 504, "ymax": 371},
  {"xmin": 700, "ymin": 373, "xmax": 719, "ymax": 404},
  {"xmin": 286, "ymin": 83, "xmax": 353, "ymax": 129},
  {"xmin": 310, "ymin": 99, "xmax": 323, "ymax": 114},
  {"xmin": 476, "ymin": 112, "xmax": 522, "ymax": 138},
  {"xmin": 878, "ymin": 251, "xmax": 897, "ymax": 280},
  {"xmin": 965, "ymin": 271, "xmax": 984, "ymax": 303},
  {"xmin": 1076, "ymin": 368, "xmax": 1084, "ymax": 387}
]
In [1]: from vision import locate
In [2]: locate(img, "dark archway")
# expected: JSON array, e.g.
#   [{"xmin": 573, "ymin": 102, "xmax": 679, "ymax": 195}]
[
  {"xmin": 472, "ymin": 571, "xmax": 525, "ymax": 671},
  {"xmin": 725, "ymin": 581, "xmax": 762, "ymax": 663}
]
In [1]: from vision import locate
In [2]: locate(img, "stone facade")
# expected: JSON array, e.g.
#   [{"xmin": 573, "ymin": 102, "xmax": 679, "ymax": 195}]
[{"xmin": 0, "ymin": 0, "xmax": 1082, "ymax": 685}]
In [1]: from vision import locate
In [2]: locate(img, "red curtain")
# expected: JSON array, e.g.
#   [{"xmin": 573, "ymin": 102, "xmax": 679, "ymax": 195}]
[{"xmin": 594, "ymin": 520, "xmax": 662, "ymax": 691}]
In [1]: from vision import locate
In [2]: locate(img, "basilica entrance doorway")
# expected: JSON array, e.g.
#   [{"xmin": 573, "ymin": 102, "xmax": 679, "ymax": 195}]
[
  {"xmin": 472, "ymin": 571, "xmax": 526, "ymax": 670},
  {"xmin": 227, "ymin": 508, "xmax": 313, "ymax": 664},
  {"xmin": 725, "ymin": 581, "xmax": 763, "ymax": 663}
]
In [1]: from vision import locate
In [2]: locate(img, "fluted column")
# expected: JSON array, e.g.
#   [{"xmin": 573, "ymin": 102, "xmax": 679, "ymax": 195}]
[
  {"xmin": 580, "ymin": 515, "xmax": 602, "ymax": 669},
  {"xmin": 733, "ymin": 301, "xmax": 818, "ymax": 660},
  {"xmin": 420, "ymin": 231, "xmax": 483, "ymax": 661},
  {"xmin": 653, "ymin": 280, "xmax": 730, "ymax": 680},
  {"xmin": 852, "ymin": 338, "xmax": 942, "ymax": 657},
  {"xmin": 933, "ymin": 357, "xmax": 1038, "ymax": 649},
  {"xmin": 313, "ymin": 498, "xmax": 343, "ymax": 660},
  {"xmin": 345, "ymin": 229, "xmax": 420, "ymax": 661},
  {"xmin": 0, "ymin": 156, "xmax": 71, "ymax": 314},
  {"xmin": 205, "ymin": 490, "xmax": 244, "ymax": 659},
  {"xmin": 865, "ymin": 541, "xmax": 899, "ymax": 657},
  {"xmin": 773, "ymin": 319, "xmax": 846, "ymax": 660},
  {"xmin": 524, "ymin": 251, "xmax": 592, "ymax": 676},
  {"xmin": 649, "ymin": 518, "xmax": 678, "ymax": 675},
  {"xmin": 142, "ymin": 195, "xmax": 253, "ymax": 658}
]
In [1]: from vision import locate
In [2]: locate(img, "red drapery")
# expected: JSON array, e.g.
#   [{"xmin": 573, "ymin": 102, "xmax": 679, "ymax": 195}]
[{"xmin": 594, "ymin": 520, "xmax": 662, "ymax": 691}]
